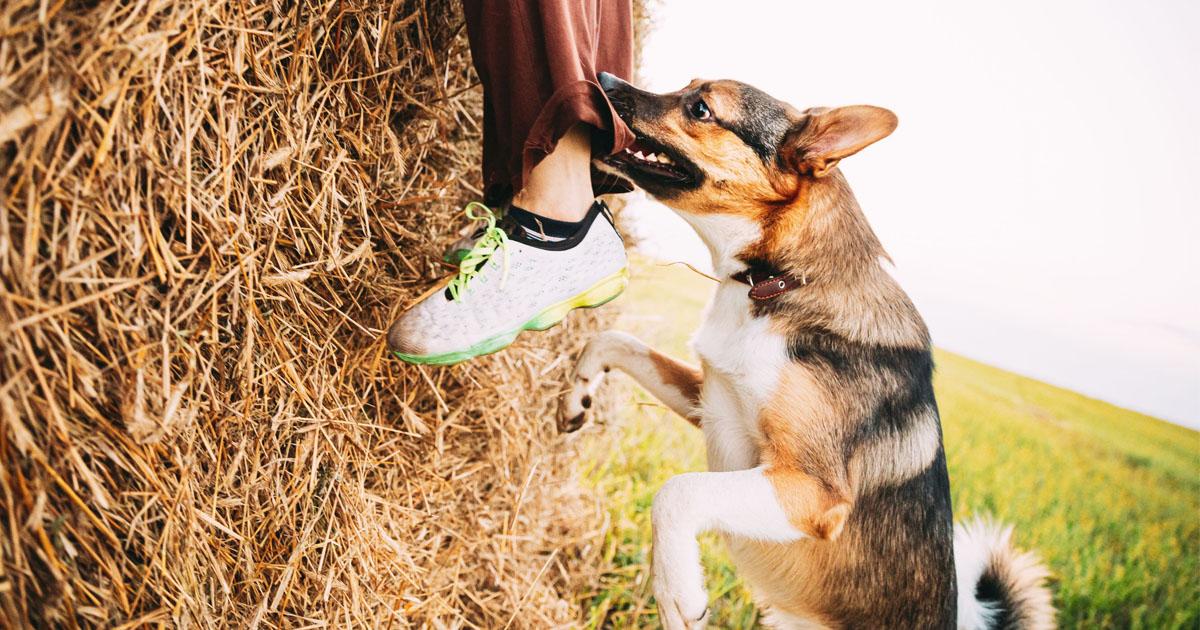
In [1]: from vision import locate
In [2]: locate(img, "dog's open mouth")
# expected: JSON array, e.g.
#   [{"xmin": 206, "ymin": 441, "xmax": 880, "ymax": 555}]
[{"xmin": 603, "ymin": 137, "xmax": 695, "ymax": 185}]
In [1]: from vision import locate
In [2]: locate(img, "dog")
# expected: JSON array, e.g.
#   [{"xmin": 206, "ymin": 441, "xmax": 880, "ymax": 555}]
[{"xmin": 557, "ymin": 72, "xmax": 1055, "ymax": 629}]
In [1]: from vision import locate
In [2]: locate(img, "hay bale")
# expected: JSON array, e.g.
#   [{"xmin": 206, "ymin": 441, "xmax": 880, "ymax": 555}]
[{"xmin": 0, "ymin": 0, "xmax": 616, "ymax": 626}]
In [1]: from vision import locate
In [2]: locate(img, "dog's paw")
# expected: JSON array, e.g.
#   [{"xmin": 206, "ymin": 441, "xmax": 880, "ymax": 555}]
[
  {"xmin": 557, "ymin": 331, "xmax": 641, "ymax": 432},
  {"xmin": 556, "ymin": 339, "xmax": 610, "ymax": 433},
  {"xmin": 653, "ymin": 572, "xmax": 710, "ymax": 630},
  {"xmin": 556, "ymin": 376, "xmax": 598, "ymax": 432}
]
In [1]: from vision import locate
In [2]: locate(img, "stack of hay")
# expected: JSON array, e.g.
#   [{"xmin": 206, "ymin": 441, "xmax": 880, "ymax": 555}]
[{"xmin": 0, "ymin": 0, "xmax": 618, "ymax": 626}]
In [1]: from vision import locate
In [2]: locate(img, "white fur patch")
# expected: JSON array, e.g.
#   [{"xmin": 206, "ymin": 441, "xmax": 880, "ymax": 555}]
[
  {"xmin": 653, "ymin": 467, "xmax": 804, "ymax": 541},
  {"xmin": 693, "ymin": 282, "xmax": 789, "ymax": 472},
  {"xmin": 652, "ymin": 467, "xmax": 807, "ymax": 630},
  {"xmin": 674, "ymin": 211, "xmax": 761, "ymax": 277},
  {"xmin": 954, "ymin": 519, "xmax": 1005, "ymax": 630},
  {"xmin": 669, "ymin": 211, "xmax": 789, "ymax": 472}
]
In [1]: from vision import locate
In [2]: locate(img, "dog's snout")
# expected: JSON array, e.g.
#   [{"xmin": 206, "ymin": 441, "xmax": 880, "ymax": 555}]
[
  {"xmin": 597, "ymin": 71, "xmax": 627, "ymax": 93},
  {"xmin": 598, "ymin": 72, "xmax": 636, "ymax": 120}
]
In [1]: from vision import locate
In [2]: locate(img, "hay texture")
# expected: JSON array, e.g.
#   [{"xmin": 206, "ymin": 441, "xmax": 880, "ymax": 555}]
[{"xmin": 0, "ymin": 0, "xmax": 616, "ymax": 627}]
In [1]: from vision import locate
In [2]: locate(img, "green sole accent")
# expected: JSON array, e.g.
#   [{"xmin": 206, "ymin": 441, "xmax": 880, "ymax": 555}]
[{"xmin": 394, "ymin": 267, "xmax": 628, "ymax": 366}]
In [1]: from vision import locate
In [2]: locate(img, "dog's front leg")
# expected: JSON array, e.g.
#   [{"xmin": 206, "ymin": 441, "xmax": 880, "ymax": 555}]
[
  {"xmin": 558, "ymin": 331, "xmax": 702, "ymax": 431},
  {"xmin": 651, "ymin": 466, "xmax": 851, "ymax": 630}
]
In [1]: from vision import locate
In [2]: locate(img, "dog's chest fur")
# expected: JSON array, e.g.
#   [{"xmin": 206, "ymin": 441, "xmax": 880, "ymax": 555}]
[
  {"xmin": 681, "ymin": 212, "xmax": 791, "ymax": 473},
  {"xmin": 693, "ymin": 283, "xmax": 790, "ymax": 472}
]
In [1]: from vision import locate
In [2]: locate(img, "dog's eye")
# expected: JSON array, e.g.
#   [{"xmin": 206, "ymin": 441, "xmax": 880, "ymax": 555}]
[{"xmin": 689, "ymin": 99, "xmax": 712, "ymax": 120}]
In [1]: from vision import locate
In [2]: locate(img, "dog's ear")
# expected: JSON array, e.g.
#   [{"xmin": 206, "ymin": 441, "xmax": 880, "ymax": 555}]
[{"xmin": 782, "ymin": 106, "xmax": 898, "ymax": 177}]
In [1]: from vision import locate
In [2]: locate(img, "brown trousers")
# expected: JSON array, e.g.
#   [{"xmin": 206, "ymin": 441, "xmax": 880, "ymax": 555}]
[{"xmin": 463, "ymin": 0, "xmax": 635, "ymax": 205}]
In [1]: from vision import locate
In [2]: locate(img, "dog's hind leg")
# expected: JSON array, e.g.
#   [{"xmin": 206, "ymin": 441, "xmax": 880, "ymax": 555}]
[
  {"xmin": 558, "ymin": 331, "xmax": 702, "ymax": 431},
  {"xmin": 650, "ymin": 466, "xmax": 851, "ymax": 630}
]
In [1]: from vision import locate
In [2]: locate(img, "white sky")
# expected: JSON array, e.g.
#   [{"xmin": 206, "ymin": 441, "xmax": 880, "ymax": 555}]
[{"xmin": 628, "ymin": 0, "xmax": 1200, "ymax": 426}]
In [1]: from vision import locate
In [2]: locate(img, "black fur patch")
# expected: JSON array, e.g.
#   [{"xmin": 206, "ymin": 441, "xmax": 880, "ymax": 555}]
[
  {"xmin": 717, "ymin": 84, "xmax": 792, "ymax": 161},
  {"xmin": 785, "ymin": 327, "xmax": 957, "ymax": 627},
  {"xmin": 787, "ymin": 331, "xmax": 937, "ymax": 435},
  {"xmin": 825, "ymin": 450, "xmax": 957, "ymax": 629},
  {"xmin": 976, "ymin": 561, "xmax": 1020, "ymax": 630}
]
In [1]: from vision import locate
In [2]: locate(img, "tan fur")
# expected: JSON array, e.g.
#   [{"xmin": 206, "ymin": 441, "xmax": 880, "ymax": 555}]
[
  {"xmin": 730, "ymin": 535, "xmax": 863, "ymax": 625},
  {"xmin": 744, "ymin": 364, "xmax": 857, "ymax": 622},
  {"xmin": 766, "ymin": 471, "xmax": 851, "ymax": 541},
  {"xmin": 756, "ymin": 175, "xmax": 929, "ymax": 349},
  {"xmin": 758, "ymin": 366, "xmax": 848, "ymax": 486},
  {"xmin": 783, "ymin": 105, "xmax": 899, "ymax": 176},
  {"xmin": 649, "ymin": 349, "xmax": 703, "ymax": 426},
  {"xmin": 755, "ymin": 365, "xmax": 851, "ymax": 541}
]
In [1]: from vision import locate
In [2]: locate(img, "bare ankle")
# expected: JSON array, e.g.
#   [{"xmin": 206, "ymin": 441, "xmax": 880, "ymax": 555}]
[
  {"xmin": 514, "ymin": 125, "xmax": 594, "ymax": 222},
  {"xmin": 513, "ymin": 190, "xmax": 593, "ymax": 222}
]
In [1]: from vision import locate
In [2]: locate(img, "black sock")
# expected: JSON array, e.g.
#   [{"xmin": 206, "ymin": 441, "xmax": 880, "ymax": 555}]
[{"xmin": 506, "ymin": 204, "xmax": 585, "ymax": 241}]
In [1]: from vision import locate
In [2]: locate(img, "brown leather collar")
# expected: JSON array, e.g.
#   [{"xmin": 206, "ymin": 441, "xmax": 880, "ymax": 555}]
[{"xmin": 730, "ymin": 267, "xmax": 809, "ymax": 300}]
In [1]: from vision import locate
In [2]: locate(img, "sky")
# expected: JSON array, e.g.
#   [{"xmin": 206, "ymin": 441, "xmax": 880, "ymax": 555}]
[{"xmin": 626, "ymin": 0, "xmax": 1200, "ymax": 427}]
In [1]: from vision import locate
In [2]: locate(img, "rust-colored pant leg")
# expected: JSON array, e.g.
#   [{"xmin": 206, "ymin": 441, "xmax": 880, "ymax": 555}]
[{"xmin": 463, "ymin": 0, "xmax": 635, "ymax": 205}]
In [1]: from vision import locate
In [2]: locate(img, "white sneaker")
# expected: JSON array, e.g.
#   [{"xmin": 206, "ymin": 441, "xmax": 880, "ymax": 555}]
[{"xmin": 387, "ymin": 201, "xmax": 628, "ymax": 365}]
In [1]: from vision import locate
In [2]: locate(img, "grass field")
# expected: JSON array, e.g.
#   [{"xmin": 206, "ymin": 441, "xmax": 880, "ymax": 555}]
[{"xmin": 578, "ymin": 256, "xmax": 1200, "ymax": 629}]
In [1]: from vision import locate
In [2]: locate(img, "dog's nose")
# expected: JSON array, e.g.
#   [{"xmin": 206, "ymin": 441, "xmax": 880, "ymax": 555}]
[{"xmin": 597, "ymin": 71, "xmax": 628, "ymax": 92}]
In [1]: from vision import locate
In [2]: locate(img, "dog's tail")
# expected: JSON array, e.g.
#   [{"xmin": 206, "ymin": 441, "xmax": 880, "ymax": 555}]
[{"xmin": 954, "ymin": 518, "xmax": 1055, "ymax": 630}]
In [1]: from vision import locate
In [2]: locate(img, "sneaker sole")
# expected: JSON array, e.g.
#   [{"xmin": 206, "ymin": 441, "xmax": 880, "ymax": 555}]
[{"xmin": 393, "ymin": 267, "xmax": 629, "ymax": 366}]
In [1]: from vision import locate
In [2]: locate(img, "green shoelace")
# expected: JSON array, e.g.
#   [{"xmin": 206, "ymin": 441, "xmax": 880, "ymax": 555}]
[{"xmin": 447, "ymin": 202, "xmax": 509, "ymax": 302}]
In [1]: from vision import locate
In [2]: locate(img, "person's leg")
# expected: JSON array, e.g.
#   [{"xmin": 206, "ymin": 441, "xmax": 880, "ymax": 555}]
[
  {"xmin": 387, "ymin": 0, "xmax": 635, "ymax": 364},
  {"xmin": 512, "ymin": 124, "xmax": 594, "ymax": 222},
  {"xmin": 463, "ymin": 0, "xmax": 634, "ymax": 213}
]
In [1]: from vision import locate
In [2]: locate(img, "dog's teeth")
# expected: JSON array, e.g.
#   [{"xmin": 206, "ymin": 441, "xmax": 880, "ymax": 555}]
[
  {"xmin": 624, "ymin": 147, "xmax": 633, "ymax": 154},
  {"xmin": 658, "ymin": 154, "xmax": 673, "ymax": 164},
  {"xmin": 634, "ymin": 150, "xmax": 645, "ymax": 159},
  {"xmin": 645, "ymin": 152, "xmax": 658, "ymax": 162}
]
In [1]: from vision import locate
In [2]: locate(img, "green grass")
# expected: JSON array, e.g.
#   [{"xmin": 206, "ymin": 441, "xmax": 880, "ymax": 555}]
[{"xmin": 578, "ymin": 255, "xmax": 1200, "ymax": 629}]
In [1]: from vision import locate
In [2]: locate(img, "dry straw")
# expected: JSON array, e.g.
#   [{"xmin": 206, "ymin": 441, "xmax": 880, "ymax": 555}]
[{"xmin": 0, "ymin": 0, "xmax": 619, "ymax": 627}]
